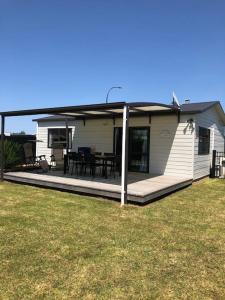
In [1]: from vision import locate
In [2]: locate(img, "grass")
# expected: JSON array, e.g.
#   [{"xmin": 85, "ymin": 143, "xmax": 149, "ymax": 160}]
[{"xmin": 0, "ymin": 179, "xmax": 225, "ymax": 299}]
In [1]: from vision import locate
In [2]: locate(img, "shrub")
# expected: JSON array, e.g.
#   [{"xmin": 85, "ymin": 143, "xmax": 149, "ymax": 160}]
[{"xmin": 0, "ymin": 140, "xmax": 23, "ymax": 169}]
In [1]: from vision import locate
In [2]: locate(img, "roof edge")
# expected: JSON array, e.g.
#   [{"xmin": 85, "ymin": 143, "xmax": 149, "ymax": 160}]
[{"xmin": 180, "ymin": 101, "xmax": 225, "ymax": 124}]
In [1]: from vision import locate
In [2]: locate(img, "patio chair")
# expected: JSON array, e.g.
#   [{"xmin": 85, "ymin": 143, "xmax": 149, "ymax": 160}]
[
  {"xmin": 83, "ymin": 153, "xmax": 103, "ymax": 177},
  {"xmin": 78, "ymin": 147, "xmax": 91, "ymax": 156},
  {"xmin": 70, "ymin": 152, "xmax": 84, "ymax": 175},
  {"xmin": 104, "ymin": 152, "xmax": 115, "ymax": 176},
  {"xmin": 101, "ymin": 153, "xmax": 121, "ymax": 178},
  {"xmin": 67, "ymin": 151, "xmax": 76, "ymax": 170}
]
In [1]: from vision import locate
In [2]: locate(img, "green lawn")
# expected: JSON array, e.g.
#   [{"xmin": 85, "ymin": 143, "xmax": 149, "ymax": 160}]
[{"xmin": 0, "ymin": 179, "xmax": 225, "ymax": 299}]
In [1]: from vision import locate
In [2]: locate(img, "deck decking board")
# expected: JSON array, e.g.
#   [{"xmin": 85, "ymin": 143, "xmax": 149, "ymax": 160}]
[{"xmin": 4, "ymin": 171, "xmax": 192, "ymax": 204}]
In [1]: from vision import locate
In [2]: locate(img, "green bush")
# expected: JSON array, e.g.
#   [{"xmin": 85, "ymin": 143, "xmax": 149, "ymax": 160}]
[{"xmin": 0, "ymin": 140, "xmax": 23, "ymax": 169}]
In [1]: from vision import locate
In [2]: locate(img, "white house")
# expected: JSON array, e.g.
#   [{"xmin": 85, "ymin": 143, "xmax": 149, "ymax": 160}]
[{"xmin": 34, "ymin": 100, "xmax": 225, "ymax": 181}]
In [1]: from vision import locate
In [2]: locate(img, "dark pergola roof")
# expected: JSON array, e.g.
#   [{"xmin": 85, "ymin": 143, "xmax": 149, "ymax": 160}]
[
  {"xmin": 0, "ymin": 101, "xmax": 178, "ymax": 118},
  {"xmin": 1, "ymin": 100, "xmax": 224, "ymax": 123}
]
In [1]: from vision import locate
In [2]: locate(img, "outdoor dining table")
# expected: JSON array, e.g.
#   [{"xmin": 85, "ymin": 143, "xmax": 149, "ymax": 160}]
[{"xmin": 64, "ymin": 153, "xmax": 116, "ymax": 179}]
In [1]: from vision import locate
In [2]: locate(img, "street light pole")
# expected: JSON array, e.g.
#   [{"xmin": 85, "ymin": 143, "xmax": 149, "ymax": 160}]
[{"xmin": 106, "ymin": 86, "xmax": 122, "ymax": 104}]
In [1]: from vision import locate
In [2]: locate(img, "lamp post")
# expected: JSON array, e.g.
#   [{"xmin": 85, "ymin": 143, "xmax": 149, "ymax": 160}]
[{"xmin": 106, "ymin": 86, "xmax": 122, "ymax": 104}]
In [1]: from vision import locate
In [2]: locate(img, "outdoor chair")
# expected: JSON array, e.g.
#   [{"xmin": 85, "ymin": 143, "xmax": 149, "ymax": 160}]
[
  {"xmin": 83, "ymin": 153, "xmax": 103, "ymax": 177},
  {"xmin": 104, "ymin": 152, "xmax": 115, "ymax": 176},
  {"xmin": 70, "ymin": 152, "xmax": 84, "ymax": 175},
  {"xmin": 67, "ymin": 151, "xmax": 77, "ymax": 170},
  {"xmin": 78, "ymin": 147, "xmax": 91, "ymax": 156},
  {"xmin": 108, "ymin": 155, "xmax": 121, "ymax": 178},
  {"xmin": 83, "ymin": 153, "xmax": 94, "ymax": 176},
  {"xmin": 103, "ymin": 154, "xmax": 121, "ymax": 178}
]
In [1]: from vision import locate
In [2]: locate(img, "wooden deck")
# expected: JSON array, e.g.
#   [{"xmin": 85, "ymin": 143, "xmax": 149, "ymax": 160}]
[{"xmin": 4, "ymin": 171, "xmax": 193, "ymax": 204}]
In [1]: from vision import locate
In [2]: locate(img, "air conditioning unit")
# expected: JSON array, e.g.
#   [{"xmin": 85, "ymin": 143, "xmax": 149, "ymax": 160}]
[{"xmin": 219, "ymin": 158, "xmax": 225, "ymax": 178}]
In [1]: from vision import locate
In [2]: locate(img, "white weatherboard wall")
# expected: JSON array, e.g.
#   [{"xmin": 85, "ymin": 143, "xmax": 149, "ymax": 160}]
[
  {"xmin": 36, "ymin": 117, "xmax": 149, "ymax": 162},
  {"xmin": 150, "ymin": 114, "xmax": 194, "ymax": 178},
  {"xmin": 194, "ymin": 106, "xmax": 224, "ymax": 180},
  {"xmin": 72, "ymin": 119, "xmax": 114, "ymax": 153},
  {"xmin": 113, "ymin": 115, "xmax": 193, "ymax": 178},
  {"xmin": 36, "ymin": 120, "xmax": 76, "ymax": 163},
  {"xmin": 36, "ymin": 114, "xmax": 195, "ymax": 178},
  {"xmin": 36, "ymin": 119, "xmax": 114, "ymax": 163}
]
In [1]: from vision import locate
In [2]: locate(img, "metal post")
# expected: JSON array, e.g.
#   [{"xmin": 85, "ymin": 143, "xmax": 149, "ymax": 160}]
[
  {"xmin": 121, "ymin": 105, "xmax": 129, "ymax": 206},
  {"xmin": 64, "ymin": 119, "xmax": 69, "ymax": 174},
  {"xmin": 65, "ymin": 119, "xmax": 69, "ymax": 156},
  {"xmin": 1, "ymin": 115, "xmax": 5, "ymax": 181},
  {"xmin": 211, "ymin": 149, "xmax": 216, "ymax": 178}
]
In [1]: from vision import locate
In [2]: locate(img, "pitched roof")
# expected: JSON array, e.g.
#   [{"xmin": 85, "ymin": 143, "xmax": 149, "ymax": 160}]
[
  {"xmin": 180, "ymin": 101, "xmax": 220, "ymax": 113},
  {"xmin": 181, "ymin": 101, "xmax": 225, "ymax": 124}
]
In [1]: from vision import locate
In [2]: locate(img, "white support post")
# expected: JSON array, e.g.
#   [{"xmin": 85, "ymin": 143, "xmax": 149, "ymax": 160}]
[{"xmin": 121, "ymin": 105, "xmax": 129, "ymax": 206}]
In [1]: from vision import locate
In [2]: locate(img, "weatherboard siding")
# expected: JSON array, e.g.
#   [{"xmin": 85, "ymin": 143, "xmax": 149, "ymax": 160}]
[
  {"xmin": 72, "ymin": 119, "xmax": 114, "ymax": 153},
  {"xmin": 149, "ymin": 114, "xmax": 194, "ymax": 177},
  {"xmin": 194, "ymin": 107, "xmax": 224, "ymax": 180},
  {"xmin": 36, "ymin": 114, "xmax": 194, "ymax": 178},
  {"xmin": 36, "ymin": 119, "xmax": 114, "ymax": 162},
  {"xmin": 36, "ymin": 121, "xmax": 76, "ymax": 163}
]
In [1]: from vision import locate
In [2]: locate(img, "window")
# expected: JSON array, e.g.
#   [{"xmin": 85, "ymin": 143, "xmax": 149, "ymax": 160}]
[
  {"xmin": 48, "ymin": 128, "xmax": 72, "ymax": 148},
  {"xmin": 198, "ymin": 127, "xmax": 210, "ymax": 155}
]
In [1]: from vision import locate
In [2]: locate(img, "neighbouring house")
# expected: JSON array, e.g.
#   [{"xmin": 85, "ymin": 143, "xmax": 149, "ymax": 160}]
[{"xmin": 33, "ymin": 100, "xmax": 225, "ymax": 181}]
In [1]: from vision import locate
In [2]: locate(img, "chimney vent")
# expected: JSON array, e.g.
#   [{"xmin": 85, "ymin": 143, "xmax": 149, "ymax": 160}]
[{"xmin": 185, "ymin": 99, "xmax": 191, "ymax": 104}]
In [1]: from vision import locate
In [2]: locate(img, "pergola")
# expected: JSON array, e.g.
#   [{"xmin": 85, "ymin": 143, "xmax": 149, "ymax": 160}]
[{"xmin": 0, "ymin": 101, "xmax": 180, "ymax": 205}]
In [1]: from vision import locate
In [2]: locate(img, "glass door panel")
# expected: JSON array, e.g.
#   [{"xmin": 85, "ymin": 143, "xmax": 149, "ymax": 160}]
[
  {"xmin": 128, "ymin": 127, "xmax": 150, "ymax": 173},
  {"xmin": 114, "ymin": 127, "xmax": 150, "ymax": 173}
]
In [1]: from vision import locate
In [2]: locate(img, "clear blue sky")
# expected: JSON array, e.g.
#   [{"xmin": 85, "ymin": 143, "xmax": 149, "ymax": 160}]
[{"xmin": 1, "ymin": 0, "xmax": 225, "ymax": 133}]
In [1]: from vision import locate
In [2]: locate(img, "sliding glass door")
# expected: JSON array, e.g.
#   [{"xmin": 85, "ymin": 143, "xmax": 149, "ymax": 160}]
[
  {"xmin": 114, "ymin": 127, "xmax": 150, "ymax": 173},
  {"xmin": 128, "ymin": 127, "xmax": 150, "ymax": 172}
]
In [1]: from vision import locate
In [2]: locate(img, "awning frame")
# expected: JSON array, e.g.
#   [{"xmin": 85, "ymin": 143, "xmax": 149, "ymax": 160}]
[
  {"xmin": 0, "ymin": 101, "xmax": 179, "ymax": 117},
  {"xmin": 0, "ymin": 101, "xmax": 180, "ymax": 205}
]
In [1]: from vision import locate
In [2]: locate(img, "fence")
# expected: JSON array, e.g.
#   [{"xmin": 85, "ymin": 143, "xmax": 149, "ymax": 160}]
[{"xmin": 211, "ymin": 150, "xmax": 225, "ymax": 178}]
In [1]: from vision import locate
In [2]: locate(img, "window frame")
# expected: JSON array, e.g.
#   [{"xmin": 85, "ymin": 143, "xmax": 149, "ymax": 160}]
[
  {"xmin": 198, "ymin": 126, "xmax": 210, "ymax": 155},
  {"xmin": 47, "ymin": 128, "xmax": 72, "ymax": 149}
]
